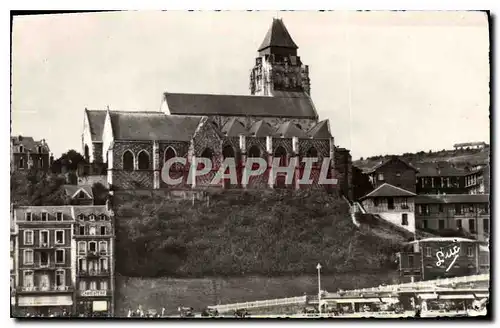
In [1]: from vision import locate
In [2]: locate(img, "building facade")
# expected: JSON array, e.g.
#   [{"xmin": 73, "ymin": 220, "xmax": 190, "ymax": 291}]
[
  {"xmin": 360, "ymin": 183, "xmax": 417, "ymax": 233},
  {"xmin": 13, "ymin": 206, "xmax": 75, "ymax": 316},
  {"xmin": 415, "ymin": 194, "xmax": 490, "ymax": 242},
  {"xmin": 11, "ymin": 136, "xmax": 52, "ymax": 173},
  {"xmin": 74, "ymin": 206, "xmax": 114, "ymax": 317},
  {"xmin": 11, "ymin": 210, "xmax": 18, "ymax": 312},
  {"xmin": 415, "ymin": 162, "xmax": 489, "ymax": 195},
  {"xmin": 11, "ymin": 205, "xmax": 114, "ymax": 317},
  {"xmin": 362, "ymin": 157, "xmax": 418, "ymax": 193},
  {"xmin": 79, "ymin": 19, "xmax": 353, "ymax": 199},
  {"xmin": 397, "ymin": 237, "xmax": 483, "ymax": 282}
]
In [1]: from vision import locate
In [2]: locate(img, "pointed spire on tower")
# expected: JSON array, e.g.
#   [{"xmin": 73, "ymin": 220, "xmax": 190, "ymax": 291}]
[{"xmin": 258, "ymin": 18, "xmax": 298, "ymax": 52}]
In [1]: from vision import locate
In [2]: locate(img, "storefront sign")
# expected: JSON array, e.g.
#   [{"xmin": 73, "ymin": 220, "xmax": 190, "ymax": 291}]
[
  {"xmin": 18, "ymin": 295, "xmax": 72, "ymax": 306},
  {"xmin": 81, "ymin": 290, "xmax": 107, "ymax": 297}
]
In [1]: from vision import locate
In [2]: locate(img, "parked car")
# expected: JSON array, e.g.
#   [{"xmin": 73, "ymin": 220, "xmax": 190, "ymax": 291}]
[
  {"xmin": 234, "ymin": 309, "xmax": 249, "ymax": 318},
  {"xmin": 178, "ymin": 306, "xmax": 194, "ymax": 318},
  {"xmin": 201, "ymin": 308, "xmax": 219, "ymax": 317}
]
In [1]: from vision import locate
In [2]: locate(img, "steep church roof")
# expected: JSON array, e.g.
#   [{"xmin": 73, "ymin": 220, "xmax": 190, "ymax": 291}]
[
  {"xmin": 85, "ymin": 109, "xmax": 107, "ymax": 142},
  {"xmin": 275, "ymin": 121, "xmax": 308, "ymax": 138},
  {"xmin": 221, "ymin": 118, "xmax": 247, "ymax": 137},
  {"xmin": 163, "ymin": 92, "xmax": 317, "ymax": 119},
  {"xmin": 308, "ymin": 120, "xmax": 331, "ymax": 139},
  {"xmin": 108, "ymin": 111, "xmax": 203, "ymax": 141},
  {"xmin": 258, "ymin": 18, "xmax": 298, "ymax": 51},
  {"xmin": 249, "ymin": 120, "xmax": 276, "ymax": 137}
]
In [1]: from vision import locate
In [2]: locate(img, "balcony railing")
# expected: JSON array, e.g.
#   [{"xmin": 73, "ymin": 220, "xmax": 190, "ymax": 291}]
[
  {"xmin": 78, "ymin": 269, "xmax": 110, "ymax": 276},
  {"xmin": 34, "ymin": 243, "xmax": 55, "ymax": 249},
  {"xmin": 86, "ymin": 251, "xmax": 99, "ymax": 258},
  {"xmin": 33, "ymin": 262, "xmax": 56, "ymax": 269},
  {"xmin": 18, "ymin": 285, "xmax": 72, "ymax": 292}
]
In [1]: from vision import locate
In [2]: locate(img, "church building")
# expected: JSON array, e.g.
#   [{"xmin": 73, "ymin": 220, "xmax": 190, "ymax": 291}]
[{"xmin": 80, "ymin": 18, "xmax": 353, "ymax": 198}]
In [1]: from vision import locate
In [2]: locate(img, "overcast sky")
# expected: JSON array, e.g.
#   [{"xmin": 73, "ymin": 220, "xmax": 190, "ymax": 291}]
[{"xmin": 11, "ymin": 11, "xmax": 490, "ymax": 159}]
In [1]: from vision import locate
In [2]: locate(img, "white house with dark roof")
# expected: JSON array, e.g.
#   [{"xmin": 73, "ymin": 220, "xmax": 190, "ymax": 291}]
[
  {"xmin": 79, "ymin": 18, "xmax": 352, "ymax": 196},
  {"xmin": 360, "ymin": 183, "xmax": 417, "ymax": 233}
]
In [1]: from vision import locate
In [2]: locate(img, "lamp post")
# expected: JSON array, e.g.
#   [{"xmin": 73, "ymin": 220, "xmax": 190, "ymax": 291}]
[{"xmin": 316, "ymin": 263, "xmax": 322, "ymax": 315}]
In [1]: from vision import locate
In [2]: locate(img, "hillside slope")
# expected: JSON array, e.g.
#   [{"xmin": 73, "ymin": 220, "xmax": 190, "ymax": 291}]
[
  {"xmin": 113, "ymin": 190, "xmax": 404, "ymax": 278},
  {"xmin": 354, "ymin": 147, "xmax": 489, "ymax": 171}
]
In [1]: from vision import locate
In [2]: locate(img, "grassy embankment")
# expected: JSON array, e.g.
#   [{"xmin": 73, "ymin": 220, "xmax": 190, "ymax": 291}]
[{"xmin": 113, "ymin": 190, "xmax": 406, "ymax": 314}]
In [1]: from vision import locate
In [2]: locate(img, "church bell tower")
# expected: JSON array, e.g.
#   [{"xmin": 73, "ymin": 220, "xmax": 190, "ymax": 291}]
[{"xmin": 250, "ymin": 18, "xmax": 311, "ymax": 96}]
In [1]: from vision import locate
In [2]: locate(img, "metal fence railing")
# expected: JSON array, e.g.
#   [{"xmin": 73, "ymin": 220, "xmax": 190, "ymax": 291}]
[
  {"xmin": 340, "ymin": 274, "xmax": 490, "ymax": 295},
  {"xmin": 208, "ymin": 274, "xmax": 489, "ymax": 313},
  {"xmin": 208, "ymin": 296, "xmax": 307, "ymax": 313}
]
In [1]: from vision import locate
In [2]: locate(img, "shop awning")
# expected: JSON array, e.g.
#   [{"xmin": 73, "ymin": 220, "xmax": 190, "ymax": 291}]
[
  {"xmin": 418, "ymin": 294, "xmax": 438, "ymax": 300},
  {"xmin": 380, "ymin": 297, "xmax": 399, "ymax": 304},
  {"xmin": 439, "ymin": 294, "xmax": 475, "ymax": 300},
  {"xmin": 18, "ymin": 295, "xmax": 72, "ymax": 307},
  {"xmin": 332, "ymin": 298, "xmax": 381, "ymax": 303}
]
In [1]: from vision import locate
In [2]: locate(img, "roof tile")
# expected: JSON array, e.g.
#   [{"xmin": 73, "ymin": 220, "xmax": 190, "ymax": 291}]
[
  {"xmin": 164, "ymin": 92, "xmax": 317, "ymax": 118},
  {"xmin": 109, "ymin": 111, "xmax": 203, "ymax": 141}
]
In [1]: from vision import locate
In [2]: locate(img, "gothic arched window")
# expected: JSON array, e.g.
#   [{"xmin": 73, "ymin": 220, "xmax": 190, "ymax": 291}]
[
  {"xmin": 306, "ymin": 147, "xmax": 318, "ymax": 158},
  {"xmin": 274, "ymin": 146, "xmax": 287, "ymax": 166},
  {"xmin": 122, "ymin": 151, "xmax": 134, "ymax": 171},
  {"xmin": 138, "ymin": 151, "xmax": 150, "ymax": 170},
  {"xmin": 222, "ymin": 145, "xmax": 235, "ymax": 159},
  {"xmin": 164, "ymin": 147, "xmax": 176, "ymax": 163},
  {"xmin": 199, "ymin": 148, "xmax": 214, "ymax": 170},
  {"xmin": 248, "ymin": 146, "xmax": 261, "ymax": 158},
  {"xmin": 200, "ymin": 148, "xmax": 213, "ymax": 159}
]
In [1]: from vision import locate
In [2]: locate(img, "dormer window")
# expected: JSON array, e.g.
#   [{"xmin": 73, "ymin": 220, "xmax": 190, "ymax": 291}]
[
  {"xmin": 89, "ymin": 214, "xmax": 95, "ymax": 221},
  {"xmin": 378, "ymin": 173, "xmax": 384, "ymax": 181},
  {"xmin": 19, "ymin": 145, "xmax": 24, "ymax": 153},
  {"xmin": 37, "ymin": 146, "xmax": 42, "ymax": 153},
  {"xmin": 41, "ymin": 212, "xmax": 48, "ymax": 221},
  {"xmin": 78, "ymin": 214, "xmax": 85, "ymax": 221},
  {"xmin": 99, "ymin": 214, "xmax": 107, "ymax": 221},
  {"xmin": 56, "ymin": 212, "xmax": 63, "ymax": 221},
  {"xmin": 25, "ymin": 212, "xmax": 32, "ymax": 221},
  {"xmin": 77, "ymin": 191, "xmax": 86, "ymax": 199}
]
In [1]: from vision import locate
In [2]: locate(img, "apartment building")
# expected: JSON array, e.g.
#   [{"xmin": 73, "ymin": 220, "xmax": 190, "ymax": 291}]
[
  {"xmin": 397, "ymin": 237, "xmax": 484, "ymax": 282},
  {"xmin": 415, "ymin": 194, "xmax": 490, "ymax": 242},
  {"xmin": 416, "ymin": 162, "xmax": 489, "ymax": 195},
  {"xmin": 11, "ymin": 204, "xmax": 114, "ymax": 317},
  {"xmin": 13, "ymin": 206, "xmax": 75, "ymax": 316},
  {"xmin": 74, "ymin": 206, "xmax": 114, "ymax": 317}
]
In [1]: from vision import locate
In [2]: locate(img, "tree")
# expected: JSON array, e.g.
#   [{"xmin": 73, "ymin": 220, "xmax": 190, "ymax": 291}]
[
  {"xmin": 51, "ymin": 149, "xmax": 86, "ymax": 173},
  {"xmin": 92, "ymin": 182, "xmax": 109, "ymax": 205},
  {"xmin": 11, "ymin": 170, "xmax": 68, "ymax": 206}
]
